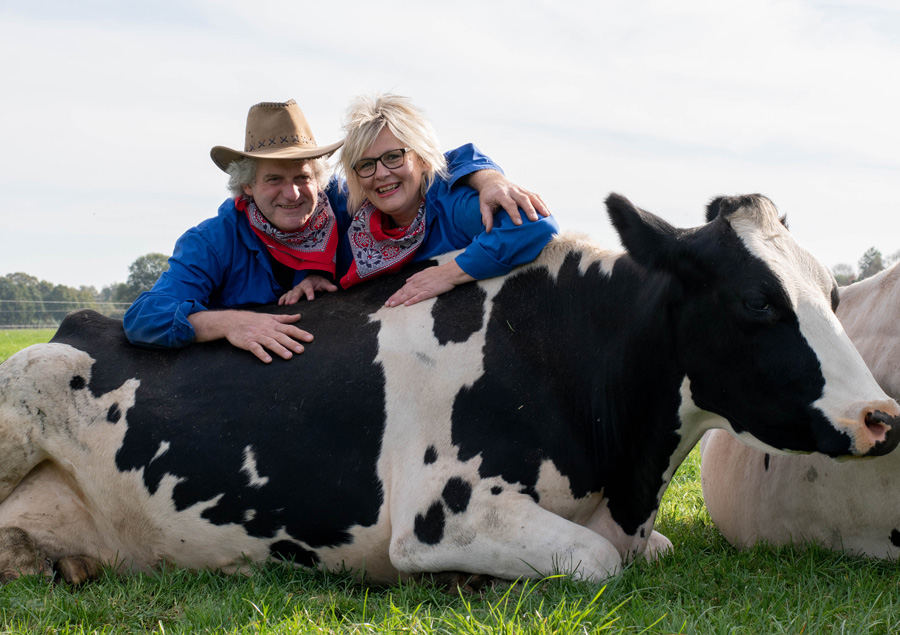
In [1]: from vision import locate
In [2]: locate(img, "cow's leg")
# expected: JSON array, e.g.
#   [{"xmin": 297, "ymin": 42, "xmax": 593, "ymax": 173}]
[
  {"xmin": 390, "ymin": 496, "xmax": 622, "ymax": 581},
  {"xmin": 0, "ymin": 526, "xmax": 51, "ymax": 583},
  {"xmin": 0, "ymin": 461, "xmax": 107, "ymax": 584}
]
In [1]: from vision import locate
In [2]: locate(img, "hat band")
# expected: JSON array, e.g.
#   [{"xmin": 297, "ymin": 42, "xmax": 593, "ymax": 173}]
[{"xmin": 247, "ymin": 134, "xmax": 316, "ymax": 152}]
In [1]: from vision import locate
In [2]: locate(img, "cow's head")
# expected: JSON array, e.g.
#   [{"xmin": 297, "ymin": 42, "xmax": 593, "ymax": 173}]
[{"xmin": 606, "ymin": 192, "xmax": 900, "ymax": 459}]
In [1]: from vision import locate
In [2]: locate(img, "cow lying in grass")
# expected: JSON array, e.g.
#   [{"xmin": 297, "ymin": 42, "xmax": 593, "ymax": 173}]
[
  {"xmin": 702, "ymin": 262, "xmax": 900, "ymax": 558},
  {"xmin": 0, "ymin": 193, "xmax": 897, "ymax": 585}
]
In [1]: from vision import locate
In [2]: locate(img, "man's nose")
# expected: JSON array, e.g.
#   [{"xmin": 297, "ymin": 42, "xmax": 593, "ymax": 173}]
[{"xmin": 282, "ymin": 183, "xmax": 301, "ymax": 200}]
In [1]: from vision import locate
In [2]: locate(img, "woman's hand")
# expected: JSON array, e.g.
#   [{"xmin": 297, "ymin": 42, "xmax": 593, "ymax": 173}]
[
  {"xmin": 463, "ymin": 170, "xmax": 550, "ymax": 232},
  {"xmin": 385, "ymin": 260, "xmax": 475, "ymax": 307},
  {"xmin": 278, "ymin": 274, "xmax": 339, "ymax": 305}
]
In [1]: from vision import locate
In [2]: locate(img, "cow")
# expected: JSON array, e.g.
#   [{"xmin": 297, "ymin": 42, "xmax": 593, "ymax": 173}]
[
  {"xmin": 1, "ymin": 193, "xmax": 898, "ymax": 586},
  {"xmin": 701, "ymin": 262, "xmax": 900, "ymax": 558}
]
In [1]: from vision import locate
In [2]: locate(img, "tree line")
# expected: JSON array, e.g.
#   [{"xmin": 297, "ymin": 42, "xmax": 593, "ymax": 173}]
[
  {"xmin": 0, "ymin": 254, "xmax": 169, "ymax": 327},
  {"xmin": 0, "ymin": 244, "xmax": 895, "ymax": 326},
  {"xmin": 832, "ymin": 247, "xmax": 900, "ymax": 286}
]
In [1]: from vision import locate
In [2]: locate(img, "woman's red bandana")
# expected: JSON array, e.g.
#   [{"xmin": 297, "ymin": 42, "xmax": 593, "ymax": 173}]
[
  {"xmin": 340, "ymin": 199, "xmax": 426, "ymax": 289},
  {"xmin": 238, "ymin": 192, "xmax": 337, "ymax": 275}
]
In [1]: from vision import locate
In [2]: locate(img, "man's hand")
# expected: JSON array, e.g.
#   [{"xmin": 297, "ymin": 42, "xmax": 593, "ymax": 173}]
[
  {"xmin": 279, "ymin": 274, "xmax": 339, "ymax": 305},
  {"xmin": 463, "ymin": 170, "xmax": 550, "ymax": 232},
  {"xmin": 385, "ymin": 260, "xmax": 475, "ymax": 307},
  {"xmin": 188, "ymin": 310, "xmax": 313, "ymax": 363}
]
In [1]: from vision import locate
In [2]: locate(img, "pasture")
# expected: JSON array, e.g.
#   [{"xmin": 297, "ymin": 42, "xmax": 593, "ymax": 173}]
[{"xmin": 0, "ymin": 330, "xmax": 898, "ymax": 634}]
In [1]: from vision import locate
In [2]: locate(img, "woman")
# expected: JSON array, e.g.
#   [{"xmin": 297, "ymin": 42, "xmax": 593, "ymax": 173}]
[{"xmin": 282, "ymin": 93, "xmax": 559, "ymax": 307}]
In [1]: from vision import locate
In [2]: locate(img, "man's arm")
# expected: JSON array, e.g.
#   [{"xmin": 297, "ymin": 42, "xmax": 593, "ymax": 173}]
[
  {"xmin": 459, "ymin": 169, "xmax": 550, "ymax": 232},
  {"xmin": 444, "ymin": 144, "xmax": 550, "ymax": 232}
]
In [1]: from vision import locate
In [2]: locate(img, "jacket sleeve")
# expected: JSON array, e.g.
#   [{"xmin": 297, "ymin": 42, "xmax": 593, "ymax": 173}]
[
  {"xmin": 123, "ymin": 229, "xmax": 224, "ymax": 349},
  {"xmin": 444, "ymin": 144, "xmax": 503, "ymax": 187},
  {"xmin": 431, "ymin": 183, "xmax": 560, "ymax": 280}
]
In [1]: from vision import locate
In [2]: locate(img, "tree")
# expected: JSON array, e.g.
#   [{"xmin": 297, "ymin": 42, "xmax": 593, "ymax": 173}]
[
  {"xmin": 112, "ymin": 253, "xmax": 170, "ymax": 304},
  {"xmin": 885, "ymin": 249, "xmax": 900, "ymax": 268},
  {"xmin": 831, "ymin": 263, "xmax": 855, "ymax": 286},
  {"xmin": 127, "ymin": 253, "xmax": 170, "ymax": 294},
  {"xmin": 858, "ymin": 247, "xmax": 884, "ymax": 281}
]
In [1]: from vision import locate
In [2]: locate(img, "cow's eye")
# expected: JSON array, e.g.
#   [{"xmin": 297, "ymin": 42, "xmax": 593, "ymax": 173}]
[{"xmin": 744, "ymin": 296, "xmax": 776, "ymax": 320}]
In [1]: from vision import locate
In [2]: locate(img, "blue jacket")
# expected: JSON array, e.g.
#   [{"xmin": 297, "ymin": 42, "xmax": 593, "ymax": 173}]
[{"xmin": 124, "ymin": 145, "xmax": 558, "ymax": 348}]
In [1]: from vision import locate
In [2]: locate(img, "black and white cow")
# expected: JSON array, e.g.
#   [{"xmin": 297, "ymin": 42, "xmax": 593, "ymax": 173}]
[
  {"xmin": 701, "ymin": 262, "xmax": 900, "ymax": 558},
  {"xmin": 0, "ymin": 193, "xmax": 897, "ymax": 585}
]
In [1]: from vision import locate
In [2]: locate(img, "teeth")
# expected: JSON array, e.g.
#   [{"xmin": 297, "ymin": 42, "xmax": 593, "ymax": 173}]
[{"xmin": 377, "ymin": 184, "xmax": 399, "ymax": 194}]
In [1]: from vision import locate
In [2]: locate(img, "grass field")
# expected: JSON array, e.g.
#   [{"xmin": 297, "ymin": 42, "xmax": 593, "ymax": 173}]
[
  {"xmin": 0, "ymin": 329, "xmax": 57, "ymax": 363},
  {"xmin": 0, "ymin": 330, "xmax": 898, "ymax": 633}
]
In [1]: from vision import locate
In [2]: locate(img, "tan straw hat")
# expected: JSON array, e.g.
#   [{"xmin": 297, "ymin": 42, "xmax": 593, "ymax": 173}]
[{"xmin": 210, "ymin": 100, "xmax": 343, "ymax": 172}]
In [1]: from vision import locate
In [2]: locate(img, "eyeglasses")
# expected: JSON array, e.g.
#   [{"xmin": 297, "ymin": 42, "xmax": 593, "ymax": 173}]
[{"xmin": 352, "ymin": 148, "xmax": 411, "ymax": 178}]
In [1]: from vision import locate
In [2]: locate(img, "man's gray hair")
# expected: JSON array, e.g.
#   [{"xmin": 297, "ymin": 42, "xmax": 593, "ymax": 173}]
[{"xmin": 226, "ymin": 156, "xmax": 331, "ymax": 197}]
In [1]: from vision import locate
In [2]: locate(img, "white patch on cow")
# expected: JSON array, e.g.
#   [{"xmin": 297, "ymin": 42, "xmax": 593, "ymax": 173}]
[
  {"xmin": 149, "ymin": 441, "xmax": 170, "ymax": 464},
  {"xmin": 526, "ymin": 233, "xmax": 621, "ymax": 280},
  {"xmin": 241, "ymin": 446, "xmax": 269, "ymax": 488},
  {"xmin": 728, "ymin": 198, "xmax": 899, "ymax": 454}
]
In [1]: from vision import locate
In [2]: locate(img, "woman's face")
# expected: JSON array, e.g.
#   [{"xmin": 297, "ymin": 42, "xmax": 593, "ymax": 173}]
[{"xmin": 357, "ymin": 128, "xmax": 424, "ymax": 227}]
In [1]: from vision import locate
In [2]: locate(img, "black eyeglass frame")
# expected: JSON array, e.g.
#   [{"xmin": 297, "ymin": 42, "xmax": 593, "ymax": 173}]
[{"xmin": 352, "ymin": 148, "xmax": 412, "ymax": 177}]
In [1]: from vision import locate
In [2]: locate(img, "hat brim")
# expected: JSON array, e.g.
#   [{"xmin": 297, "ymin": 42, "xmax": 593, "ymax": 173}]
[{"xmin": 210, "ymin": 139, "xmax": 344, "ymax": 172}]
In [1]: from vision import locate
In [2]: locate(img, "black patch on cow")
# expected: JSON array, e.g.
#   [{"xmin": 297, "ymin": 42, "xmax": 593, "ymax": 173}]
[
  {"xmin": 270, "ymin": 540, "xmax": 319, "ymax": 567},
  {"xmin": 414, "ymin": 502, "xmax": 445, "ymax": 545},
  {"xmin": 764, "ymin": 454, "xmax": 770, "ymax": 471},
  {"xmin": 640, "ymin": 528, "xmax": 646, "ymax": 538},
  {"xmin": 449, "ymin": 255, "xmax": 684, "ymax": 536},
  {"xmin": 106, "ymin": 403, "xmax": 121, "ymax": 424},
  {"xmin": 891, "ymin": 529, "xmax": 900, "ymax": 549},
  {"xmin": 431, "ymin": 282, "xmax": 486, "ymax": 345},
  {"xmin": 48, "ymin": 262, "xmax": 418, "ymax": 551},
  {"xmin": 424, "ymin": 446, "xmax": 438, "ymax": 465},
  {"xmin": 442, "ymin": 477, "xmax": 472, "ymax": 514},
  {"xmin": 491, "ymin": 486, "xmax": 502, "ymax": 496},
  {"xmin": 70, "ymin": 376, "xmax": 86, "ymax": 390},
  {"xmin": 804, "ymin": 467, "xmax": 818, "ymax": 482}
]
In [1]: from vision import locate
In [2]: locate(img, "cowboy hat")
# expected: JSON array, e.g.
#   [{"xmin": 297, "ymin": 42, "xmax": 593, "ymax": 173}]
[{"xmin": 210, "ymin": 100, "xmax": 343, "ymax": 172}]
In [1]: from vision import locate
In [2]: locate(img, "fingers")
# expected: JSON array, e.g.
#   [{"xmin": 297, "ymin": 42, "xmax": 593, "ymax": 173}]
[
  {"xmin": 247, "ymin": 341, "xmax": 273, "ymax": 364},
  {"xmin": 279, "ymin": 288, "xmax": 302, "ymax": 306},
  {"xmin": 511, "ymin": 190, "xmax": 539, "ymax": 222},
  {"xmin": 480, "ymin": 200, "xmax": 495, "ymax": 233}
]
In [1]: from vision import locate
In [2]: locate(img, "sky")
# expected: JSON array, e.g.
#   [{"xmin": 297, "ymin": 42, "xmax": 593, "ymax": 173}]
[{"xmin": 2, "ymin": 0, "xmax": 899, "ymax": 290}]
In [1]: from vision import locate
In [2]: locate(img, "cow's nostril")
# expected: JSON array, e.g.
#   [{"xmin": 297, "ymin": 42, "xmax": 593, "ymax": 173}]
[{"xmin": 864, "ymin": 410, "xmax": 890, "ymax": 442}]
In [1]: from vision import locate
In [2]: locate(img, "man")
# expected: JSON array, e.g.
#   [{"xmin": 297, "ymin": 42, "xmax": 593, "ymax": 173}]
[{"xmin": 124, "ymin": 99, "xmax": 548, "ymax": 362}]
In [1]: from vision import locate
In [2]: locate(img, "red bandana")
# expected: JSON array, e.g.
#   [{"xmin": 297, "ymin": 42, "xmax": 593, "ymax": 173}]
[
  {"xmin": 340, "ymin": 199, "xmax": 427, "ymax": 289},
  {"xmin": 238, "ymin": 192, "xmax": 337, "ymax": 275}
]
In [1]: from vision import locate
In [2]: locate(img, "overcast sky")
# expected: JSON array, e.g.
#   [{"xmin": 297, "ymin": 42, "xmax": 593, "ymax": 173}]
[{"xmin": 2, "ymin": 0, "xmax": 899, "ymax": 289}]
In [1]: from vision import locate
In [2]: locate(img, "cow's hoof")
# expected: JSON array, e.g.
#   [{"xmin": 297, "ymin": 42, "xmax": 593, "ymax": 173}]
[
  {"xmin": 56, "ymin": 556, "xmax": 102, "ymax": 585},
  {"xmin": 0, "ymin": 526, "xmax": 52, "ymax": 584},
  {"xmin": 642, "ymin": 530, "xmax": 674, "ymax": 561}
]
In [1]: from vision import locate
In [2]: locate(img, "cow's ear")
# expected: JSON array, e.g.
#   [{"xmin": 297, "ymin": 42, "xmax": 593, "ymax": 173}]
[
  {"xmin": 606, "ymin": 193, "xmax": 686, "ymax": 272},
  {"xmin": 705, "ymin": 197, "xmax": 726, "ymax": 222}
]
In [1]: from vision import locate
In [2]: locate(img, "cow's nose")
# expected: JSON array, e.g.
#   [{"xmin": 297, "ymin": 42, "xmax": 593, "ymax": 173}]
[{"xmin": 863, "ymin": 410, "xmax": 900, "ymax": 457}]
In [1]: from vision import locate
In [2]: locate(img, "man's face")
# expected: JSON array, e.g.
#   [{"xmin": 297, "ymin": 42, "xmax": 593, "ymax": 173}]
[{"xmin": 243, "ymin": 158, "xmax": 318, "ymax": 232}]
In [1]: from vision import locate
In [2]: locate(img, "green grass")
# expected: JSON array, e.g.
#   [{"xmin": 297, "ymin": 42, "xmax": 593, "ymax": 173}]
[
  {"xmin": 0, "ymin": 329, "xmax": 56, "ymax": 363},
  {"xmin": 1, "ymin": 331, "xmax": 899, "ymax": 633}
]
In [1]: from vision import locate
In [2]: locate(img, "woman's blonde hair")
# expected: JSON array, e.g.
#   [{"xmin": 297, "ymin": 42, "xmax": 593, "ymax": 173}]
[{"xmin": 340, "ymin": 93, "xmax": 448, "ymax": 213}]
